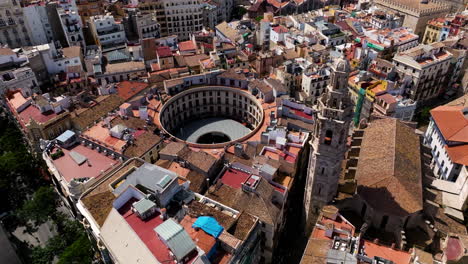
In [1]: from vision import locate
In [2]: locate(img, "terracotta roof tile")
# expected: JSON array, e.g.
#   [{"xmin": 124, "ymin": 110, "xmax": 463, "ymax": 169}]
[
  {"xmin": 156, "ymin": 46, "xmax": 172, "ymax": 58},
  {"xmin": 116, "ymin": 81, "xmax": 149, "ymax": 100},
  {"xmin": 430, "ymin": 106, "xmax": 468, "ymax": 143},
  {"xmin": 445, "ymin": 144, "xmax": 468, "ymax": 166},
  {"xmin": 356, "ymin": 118, "xmax": 423, "ymax": 217},
  {"xmin": 178, "ymin": 40, "xmax": 197, "ymax": 52}
]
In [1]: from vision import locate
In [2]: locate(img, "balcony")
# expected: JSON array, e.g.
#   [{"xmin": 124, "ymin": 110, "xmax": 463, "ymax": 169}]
[
  {"xmin": 97, "ymin": 26, "xmax": 123, "ymax": 35},
  {"xmin": 67, "ymin": 26, "xmax": 81, "ymax": 33},
  {"xmin": 66, "ymin": 18, "xmax": 79, "ymax": 27}
]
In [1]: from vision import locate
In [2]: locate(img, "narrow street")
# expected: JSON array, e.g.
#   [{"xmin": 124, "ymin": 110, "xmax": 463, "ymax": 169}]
[{"xmin": 273, "ymin": 159, "xmax": 309, "ymax": 263}]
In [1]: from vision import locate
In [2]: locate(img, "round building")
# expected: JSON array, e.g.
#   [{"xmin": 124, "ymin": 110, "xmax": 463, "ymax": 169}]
[{"xmin": 159, "ymin": 86, "xmax": 264, "ymax": 148}]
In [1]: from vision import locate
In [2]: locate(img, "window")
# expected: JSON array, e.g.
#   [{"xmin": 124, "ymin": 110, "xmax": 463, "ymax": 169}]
[
  {"xmin": 380, "ymin": 215, "xmax": 389, "ymax": 229},
  {"xmin": 324, "ymin": 130, "xmax": 333, "ymax": 145}
]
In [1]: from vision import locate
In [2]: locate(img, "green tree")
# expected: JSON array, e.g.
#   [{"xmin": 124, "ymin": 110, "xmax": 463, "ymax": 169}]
[
  {"xmin": 31, "ymin": 218, "xmax": 94, "ymax": 264},
  {"xmin": 57, "ymin": 235, "xmax": 93, "ymax": 264},
  {"xmin": 17, "ymin": 187, "xmax": 58, "ymax": 225}
]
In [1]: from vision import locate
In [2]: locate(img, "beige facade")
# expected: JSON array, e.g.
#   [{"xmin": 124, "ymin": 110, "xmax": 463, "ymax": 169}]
[
  {"xmin": 374, "ymin": 0, "xmax": 450, "ymax": 38},
  {"xmin": 304, "ymin": 58, "xmax": 353, "ymax": 233},
  {"xmin": 393, "ymin": 43, "xmax": 453, "ymax": 103},
  {"xmin": 137, "ymin": 0, "xmax": 203, "ymax": 41}
]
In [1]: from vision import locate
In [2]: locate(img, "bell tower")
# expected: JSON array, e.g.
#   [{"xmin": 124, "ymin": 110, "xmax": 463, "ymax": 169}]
[{"xmin": 304, "ymin": 57, "xmax": 353, "ymax": 233}]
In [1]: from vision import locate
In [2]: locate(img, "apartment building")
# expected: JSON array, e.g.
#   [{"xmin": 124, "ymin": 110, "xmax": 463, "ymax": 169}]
[
  {"xmin": 201, "ymin": 0, "xmax": 233, "ymax": 30},
  {"xmin": 301, "ymin": 68, "xmax": 330, "ymax": 104},
  {"xmin": 75, "ymin": 0, "xmax": 106, "ymax": 22},
  {"xmin": 34, "ymin": 43, "xmax": 83, "ymax": 75},
  {"xmin": 0, "ymin": 67, "xmax": 38, "ymax": 95},
  {"xmin": 77, "ymin": 159, "xmax": 262, "ymax": 264},
  {"xmin": 23, "ymin": 3, "xmax": 54, "ymax": 45},
  {"xmin": 424, "ymin": 105, "xmax": 468, "ymax": 182},
  {"xmin": 0, "ymin": 0, "xmax": 32, "ymax": 48},
  {"xmin": 357, "ymin": 27, "xmax": 419, "ymax": 60},
  {"xmin": 137, "ymin": 0, "xmax": 203, "ymax": 41},
  {"xmin": 130, "ymin": 11, "xmax": 160, "ymax": 40},
  {"xmin": 393, "ymin": 42, "xmax": 453, "ymax": 103},
  {"xmin": 5, "ymin": 91, "xmax": 72, "ymax": 150},
  {"xmin": 56, "ymin": 0, "xmax": 85, "ymax": 48},
  {"xmin": 423, "ymin": 17, "xmax": 451, "ymax": 44},
  {"xmin": 89, "ymin": 14, "xmax": 126, "ymax": 52},
  {"xmin": 424, "ymin": 99, "xmax": 468, "ymax": 220}
]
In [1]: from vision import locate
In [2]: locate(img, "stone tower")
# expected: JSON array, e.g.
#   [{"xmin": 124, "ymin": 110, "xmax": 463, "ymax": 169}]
[{"xmin": 304, "ymin": 57, "xmax": 353, "ymax": 233}]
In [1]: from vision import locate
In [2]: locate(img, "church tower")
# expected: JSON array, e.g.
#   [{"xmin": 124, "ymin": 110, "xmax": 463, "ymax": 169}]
[{"xmin": 304, "ymin": 57, "xmax": 353, "ymax": 233}]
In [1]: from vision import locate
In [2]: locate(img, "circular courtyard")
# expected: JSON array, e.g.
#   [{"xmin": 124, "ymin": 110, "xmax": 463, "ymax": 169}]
[{"xmin": 159, "ymin": 86, "xmax": 264, "ymax": 148}]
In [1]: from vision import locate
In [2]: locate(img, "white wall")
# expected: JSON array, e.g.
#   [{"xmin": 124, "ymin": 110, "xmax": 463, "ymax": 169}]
[
  {"xmin": 425, "ymin": 120, "xmax": 457, "ymax": 181},
  {"xmin": 23, "ymin": 5, "xmax": 51, "ymax": 45},
  {"xmin": 39, "ymin": 44, "xmax": 82, "ymax": 74}
]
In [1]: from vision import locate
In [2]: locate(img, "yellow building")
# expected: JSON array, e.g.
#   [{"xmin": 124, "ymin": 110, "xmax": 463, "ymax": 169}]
[{"xmin": 422, "ymin": 18, "xmax": 450, "ymax": 44}]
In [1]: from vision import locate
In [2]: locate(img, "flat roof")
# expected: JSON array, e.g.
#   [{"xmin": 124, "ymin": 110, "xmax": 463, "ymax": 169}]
[
  {"xmin": 117, "ymin": 198, "xmax": 172, "ymax": 262},
  {"xmin": 50, "ymin": 144, "xmax": 120, "ymax": 183},
  {"xmin": 220, "ymin": 168, "xmax": 251, "ymax": 189},
  {"xmin": 113, "ymin": 163, "xmax": 178, "ymax": 195},
  {"xmin": 360, "ymin": 240, "xmax": 411, "ymax": 263}
]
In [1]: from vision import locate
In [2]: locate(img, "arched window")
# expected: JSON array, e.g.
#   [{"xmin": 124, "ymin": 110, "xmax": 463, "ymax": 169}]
[{"xmin": 325, "ymin": 130, "xmax": 333, "ymax": 145}]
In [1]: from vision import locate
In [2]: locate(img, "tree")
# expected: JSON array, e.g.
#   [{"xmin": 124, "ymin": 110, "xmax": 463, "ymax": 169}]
[
  {"xmin": 57, "ymin": 235, "xmax": 93, "ymax": 264},
  {"xmin": 17, "ymin": 187, "xmax": 58, "ymax": 225},
  {"xmin": 232, "ymin": 6, "xmax": 247, "ymax": 20},
  {"xmin": 30, "ymin": 217, "xmax": 94, "ymax": 264}
]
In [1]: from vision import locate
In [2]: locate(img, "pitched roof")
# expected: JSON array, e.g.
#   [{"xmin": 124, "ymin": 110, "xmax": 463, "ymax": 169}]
[
  {"xmin": 206, "ymin": 177, "xmax": 280, "ymax": 225},
  {"xmin": 178, "ymin": 40, "xmax": 197, "ymax": 52},
  {"xmin": 215, "ymin": 22, "xmax": 238, "ymax": 42},
  {"xmin": 182, "ymin": 150, "xmax": 218, "ymax": 174},
  {"xmin": 445, "ymin": 144, "xmax": 468, "ymax": 166},
  {"xmin": 71, "ymin": 94, "xmax": 124, "ymax": 131},
  {"xmin": 154, "ymin": 219, "xmax": 196, "ymax": 261},
  {"xmin": 183, "ymin": 54, "xmax": 210, "ymax": 68},
  {"xmin": 116, "ymin": 81, "xmax": 149, "ymax": 100},
  {"xmin": 156, "ymin": 46, "xmax": 172, "ymax": 58},
  {"xmin": 356, "ymin": 118, "xmax": 423, "ymax": 217},
  {"xmin": 272, "ymin": 25, "xmax": 288, "ymax": 34},
  {"xmin": 430, "ymin": 106, "xmax": 468, "ymax": 143},
  {"xmin": 218, "ymin": 68, "xmax": 247, "ymax": 81}
]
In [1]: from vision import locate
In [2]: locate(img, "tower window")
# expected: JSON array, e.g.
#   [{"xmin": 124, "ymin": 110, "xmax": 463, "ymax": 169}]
[{"xmin": 324, "ymin": 130, "xmax": 333, "ymax": 145}]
